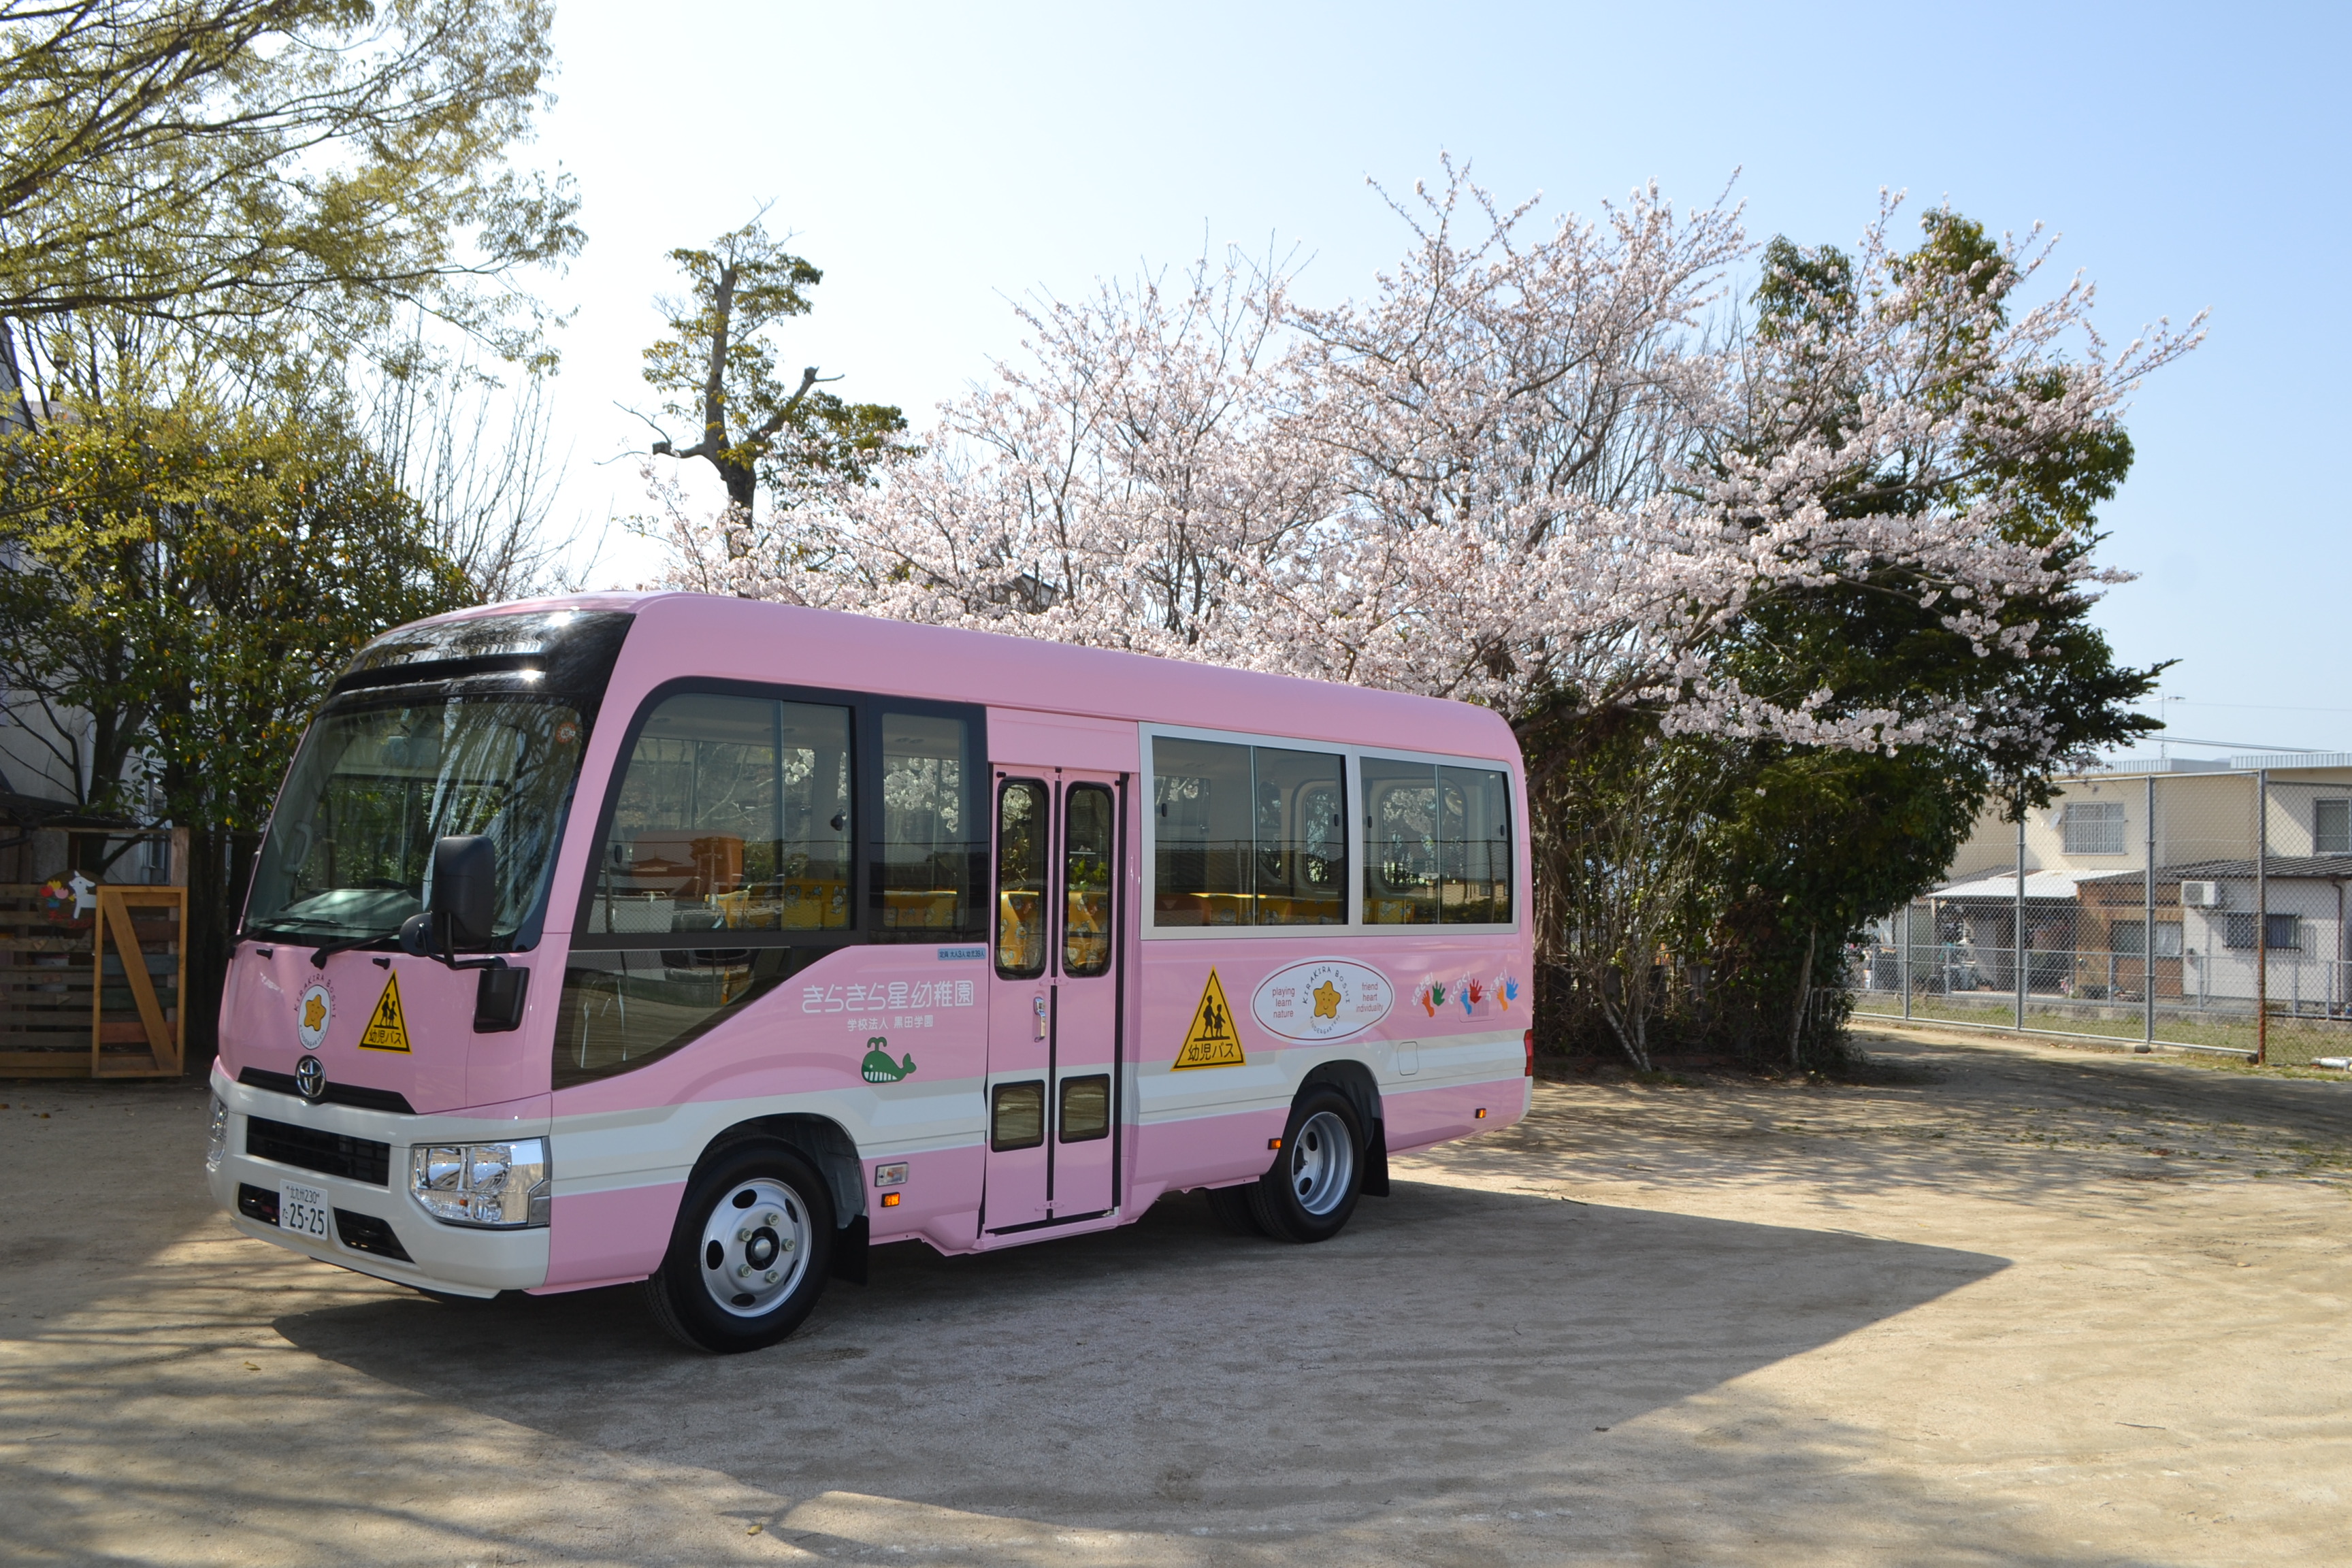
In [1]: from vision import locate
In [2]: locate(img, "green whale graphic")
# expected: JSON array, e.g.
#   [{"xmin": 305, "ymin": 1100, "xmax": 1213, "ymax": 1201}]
[{"xmin": 860, "ymin": 1039, "xmax": 916, "ymax": 1083}]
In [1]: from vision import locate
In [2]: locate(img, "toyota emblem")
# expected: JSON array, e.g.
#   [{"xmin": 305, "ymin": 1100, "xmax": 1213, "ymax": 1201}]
[{"xmin": 294, "ymin": 1056, "xmax": 326, "ymax": 1102}]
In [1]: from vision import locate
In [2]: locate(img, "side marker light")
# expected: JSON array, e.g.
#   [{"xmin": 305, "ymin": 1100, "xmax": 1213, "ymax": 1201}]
[
  {"xmin": 1475, "ymin": 1108, "xmax": 1488, "ymax": 1119},
  {"xmin": 880, "ymin": 1192, "xmax": 901, "ymax": 1207},
  {"xmin": 1267, "ymin": 1137, "xmax": 1283, "ymax": 1150}
]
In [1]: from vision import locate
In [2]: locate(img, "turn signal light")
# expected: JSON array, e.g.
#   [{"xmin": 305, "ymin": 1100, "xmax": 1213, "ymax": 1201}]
[
  {"xmin": 881, "ymin": 1192, "xmax": 901, "ymax": 1207},
  {"xmin": 1267, "ymin": 1137, "xmax": 1283, "ymax": 1150},
  {"xmin": 1475, "ymin": 1108, "xmax": 1488, "ymax": 1119}
]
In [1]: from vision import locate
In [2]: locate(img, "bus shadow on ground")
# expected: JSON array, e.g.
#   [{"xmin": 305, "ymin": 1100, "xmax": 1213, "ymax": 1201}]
[{"xmin": 276, "ymin": 1177, "xmax": 2004, "ymax": 1534}]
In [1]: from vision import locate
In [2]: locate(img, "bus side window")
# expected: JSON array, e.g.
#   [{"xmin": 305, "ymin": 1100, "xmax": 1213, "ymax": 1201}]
[
  {"xmin": 877, "ymin": 710, "xmax": 982, "ymax": 934},
  {"xmin": 1439, "ymin": 765, "xmax": 1512, "ymax": 924},
  {"xmin": 996, "ymin": 779, "xmax": 1048, "ymax": 978},
  {"xmin": 1153, "ymin": 738, "xmax": 1345, "ymax": 928},
  {"xmin": 1361, "ymin": 757, "xmax": 1439, "ymax": 924},
  {"xmin": 1361, "ymin": 757, "xmax": 1512, "ymax": 926},
  {"xmin": 593, "ymin": 693, "xmax": 851, "ymax": 934},
  {"xmin": 1152, "ymin": 738, "xmax": 1252, "ymax": 926},
  {"xmin": 1254, "ymin": 748, "xmax": 1345, "ymax": 927}
]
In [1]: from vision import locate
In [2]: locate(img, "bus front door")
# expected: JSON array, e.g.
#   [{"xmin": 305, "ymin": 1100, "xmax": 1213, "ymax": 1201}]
[{"xmin": 984, "ymin": 770, "xmax": 1126, "ymax": 1232}]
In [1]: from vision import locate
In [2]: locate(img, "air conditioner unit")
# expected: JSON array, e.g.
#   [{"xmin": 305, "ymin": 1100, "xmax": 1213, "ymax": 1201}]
[{"xmin": 2180, "ymin": 880, "xmax": 2222, "ymax": 909}]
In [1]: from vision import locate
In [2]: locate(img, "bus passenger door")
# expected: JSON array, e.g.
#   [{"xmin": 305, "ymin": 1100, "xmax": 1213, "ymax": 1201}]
[
  {"xmin": 985, "ymin": 777, "xmax": 1053, "ymax": 1230},
  {"xmin": 1046, "ymin": 774, "xmax": 1122, "ymax": 1220},
  {"xmin": 984, "ymin": 771, "xmax": 1126, "ymax": 1232}
]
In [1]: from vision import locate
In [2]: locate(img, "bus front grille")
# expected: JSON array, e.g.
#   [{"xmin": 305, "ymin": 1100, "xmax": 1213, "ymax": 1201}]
[{"xmin": 246, "ymin": 1116, "xmax": 391, "ymax": 1186}]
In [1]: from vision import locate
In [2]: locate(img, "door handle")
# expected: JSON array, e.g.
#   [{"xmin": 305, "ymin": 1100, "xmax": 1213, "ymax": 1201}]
[{"xmin": 1034, "ymin": 994, "xmax": 1049, "ymax": 1041}]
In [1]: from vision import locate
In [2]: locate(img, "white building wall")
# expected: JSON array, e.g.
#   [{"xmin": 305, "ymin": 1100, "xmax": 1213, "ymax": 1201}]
[{"xmin": 2180, "ymin": 878, "xmax": 2350, "ymax": 1008}]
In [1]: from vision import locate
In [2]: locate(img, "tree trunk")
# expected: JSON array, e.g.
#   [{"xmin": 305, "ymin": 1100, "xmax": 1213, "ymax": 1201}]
[
  {"xmin": 181, "ymin": 825, "xmax": 259, "ymax": 1071},
  {"xmin": 1787, "ymin": 926, "xmax": 1817, "ymax": 1073},
  {"xmin": 719, "ymin": 454, "xmax": 756, "ymax": 517}
]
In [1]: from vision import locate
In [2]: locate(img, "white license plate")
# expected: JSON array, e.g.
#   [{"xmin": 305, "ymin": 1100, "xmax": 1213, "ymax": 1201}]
[{"xmin": 279, "ymin": 1180, "xmax": 333, "ymax": 1241}]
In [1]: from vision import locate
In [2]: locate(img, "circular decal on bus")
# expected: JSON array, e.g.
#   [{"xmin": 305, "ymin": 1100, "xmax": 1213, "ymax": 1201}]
[
  {"xmin": 1251, "ymin": 960, "xmax": 1394, "ymax": 1043},
  {"xmin": 296, "ymin": 983, "xmax": 333, "ymax": 1051}
]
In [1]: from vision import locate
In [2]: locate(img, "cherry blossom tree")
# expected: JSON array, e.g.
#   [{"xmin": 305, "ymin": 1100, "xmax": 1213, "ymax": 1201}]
[
  {"xmin": 648, "ymin": 250, "xmax": 1330, "ymax": 643},
  {"xmin": 648, "ymin": 162, "xmax": 2198, "ymax": 1065},
  {"xmin": 659, "ymin": 162, "xmax": 2189, "ymax": 754}
]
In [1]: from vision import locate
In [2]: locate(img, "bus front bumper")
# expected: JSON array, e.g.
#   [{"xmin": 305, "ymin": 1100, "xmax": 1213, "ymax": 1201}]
[{"xmin": 207, "ymin": 1068, "xmax": 550, "ymax": 1298}]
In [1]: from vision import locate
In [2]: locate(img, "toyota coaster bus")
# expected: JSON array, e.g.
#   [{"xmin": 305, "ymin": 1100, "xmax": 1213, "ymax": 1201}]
[{"xmin": 206, "ymin": 594, "xmax": 1533, "ymax": 1352}]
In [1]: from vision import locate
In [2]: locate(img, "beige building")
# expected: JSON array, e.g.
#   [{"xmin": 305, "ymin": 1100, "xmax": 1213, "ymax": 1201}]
[
  {"xmin": 1927, "ymin": 754, "xmax": 2352, "ymax": 1009},
  {"xmin": 1942, "ymin": 754, "xmax": 2352, "ymax": 882}
]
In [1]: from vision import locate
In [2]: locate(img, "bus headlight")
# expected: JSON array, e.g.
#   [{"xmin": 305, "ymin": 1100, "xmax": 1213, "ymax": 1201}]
[
  {"xmin": 206, "ymin": 1096, "xmax": 229, "ymax": 1174},
  {"xmin": 410, "ymin": 1139, "xmax": 551, "ymax": 1228}
]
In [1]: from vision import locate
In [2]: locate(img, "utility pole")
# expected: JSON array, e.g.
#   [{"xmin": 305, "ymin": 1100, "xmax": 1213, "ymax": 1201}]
[
  {"xmin": 1901, "ymin": 899, "xmax": 1912, "ymax": 1022},
  {"xmin": 2257, "ymin": 768, "xmax": 2269, "ymax": 1066},
  {"xmin": 2144, "ymin": 774, "xmax": 2156, "ymax": 1046},
  {"xmin": 2016, "ymin": 810, "xmax": 2028, "ymax": 1032}
]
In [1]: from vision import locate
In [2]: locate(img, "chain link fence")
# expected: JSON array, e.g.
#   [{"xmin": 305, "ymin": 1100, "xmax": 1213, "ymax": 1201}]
[{"xmin": 1846, "ymin": 764, "xmax": 2352, "ymax": 1068}]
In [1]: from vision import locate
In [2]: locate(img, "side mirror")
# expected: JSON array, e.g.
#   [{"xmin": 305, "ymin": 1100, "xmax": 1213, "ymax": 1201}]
[
  {"xmin": 431, "ymin": 834, "xmax": 498, "ymax": 947},
  {"xmin": 401, "ymin": 835, "xmax": 497, "ymax": 957}
]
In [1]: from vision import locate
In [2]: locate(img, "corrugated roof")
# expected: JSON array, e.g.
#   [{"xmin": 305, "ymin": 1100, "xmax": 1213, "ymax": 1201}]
[
  {"xmin": 2074, "ymin": 856, "xmax": 2352, "ymax": 885},
  {"xmin": 1928, "ymin": 869, "xmax": 2106, "ymax": 900}
]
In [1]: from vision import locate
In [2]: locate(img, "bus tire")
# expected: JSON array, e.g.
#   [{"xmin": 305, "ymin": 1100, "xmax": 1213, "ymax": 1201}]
[
  {"xmin": 1244, "ymin": 1089, "xmax": 1365, "ymax": 1243},
  {"xmin": 644, "ymin": 1141, "xmax": 834, "ymax": 1354}
]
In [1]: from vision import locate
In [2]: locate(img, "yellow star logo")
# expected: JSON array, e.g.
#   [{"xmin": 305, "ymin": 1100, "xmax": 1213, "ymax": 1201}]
[
  {"xmin": 1311, "ymin": 979, "xmax": 1341, "ymax": 1019},
  {"xmin": 303, "ymin": 995, "xmax": 327, "ymax": 1032}
]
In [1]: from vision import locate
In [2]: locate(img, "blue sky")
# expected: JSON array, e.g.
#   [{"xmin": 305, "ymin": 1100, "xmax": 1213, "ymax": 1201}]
[{"xmin": 525, "ymin": 1, "xmax": 2349, "ymax": 755}]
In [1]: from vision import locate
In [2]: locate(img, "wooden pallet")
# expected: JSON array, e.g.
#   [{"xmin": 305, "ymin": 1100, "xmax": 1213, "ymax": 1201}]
[{"xmin": 0, "ymin": 883, "xmax": 186, "ymax": 1078}]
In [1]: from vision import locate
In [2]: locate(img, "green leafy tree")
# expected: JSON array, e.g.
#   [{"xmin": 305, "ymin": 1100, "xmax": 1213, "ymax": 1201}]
[
  {"xmin": 0, "ymin": 339, "xmax": 471, "ymax": 1047},
  {"xmin": 0, "ymin": 0, "xmax": 582, "ymax": 363},
  {"xmin": 641, "ymin": 216, "xmax": 908, "ymax": 515}
]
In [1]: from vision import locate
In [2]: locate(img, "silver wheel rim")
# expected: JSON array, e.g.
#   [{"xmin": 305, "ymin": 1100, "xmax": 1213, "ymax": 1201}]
[
  {"xmin": 697, "ymin": 1177, "xmax": 812, "ymax": 1318},
  {"xmin": 1288, "ymin": 1111, "xmax": 1355, "ymax": 1217}
]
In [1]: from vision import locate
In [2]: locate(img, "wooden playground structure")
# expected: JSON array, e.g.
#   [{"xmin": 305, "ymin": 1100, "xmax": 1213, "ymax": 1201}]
[{"xmin": 0, "ymin": 829, "xmax": 187, "ymax": 1079}]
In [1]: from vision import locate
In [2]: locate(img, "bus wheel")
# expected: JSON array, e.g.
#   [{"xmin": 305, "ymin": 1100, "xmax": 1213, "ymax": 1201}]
[
  {"xmin": 1245, "ymin": 1090, "xmax": 1364, "ymax": 1243},
  {"xmin": 645, "ymin": 1141, "xmax": 834, "ymax": 1354}
]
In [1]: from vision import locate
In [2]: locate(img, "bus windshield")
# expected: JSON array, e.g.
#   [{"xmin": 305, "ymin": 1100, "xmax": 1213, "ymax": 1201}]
[{"xmin": 244, "ymin": 693, "xmax": 588, "ymax": 945}]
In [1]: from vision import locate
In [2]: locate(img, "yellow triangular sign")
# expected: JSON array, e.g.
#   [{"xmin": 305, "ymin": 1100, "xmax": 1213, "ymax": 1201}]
[
  {"xmin": 359, "ymin": 972, "xmax": 412, "ymax": 1053},
  {"xmin": 1171, "ymin": 967, "xmax": 1246, "ymax": 1070}
]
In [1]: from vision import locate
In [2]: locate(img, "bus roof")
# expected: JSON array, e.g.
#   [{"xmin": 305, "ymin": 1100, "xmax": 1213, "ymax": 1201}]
[{"xmin": 399, "ymin": 591, "xmax": 1521, "ymax": 764}]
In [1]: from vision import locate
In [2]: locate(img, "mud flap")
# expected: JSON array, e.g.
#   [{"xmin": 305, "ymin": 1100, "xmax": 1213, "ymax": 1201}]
[
  {"xmin": 830, "ymin": 1212, "xmax": 870, "ymax": 1284},
  {"xmin": 1362, "ymin": 1117, "xmax": 1391, "ymax": 1197}
]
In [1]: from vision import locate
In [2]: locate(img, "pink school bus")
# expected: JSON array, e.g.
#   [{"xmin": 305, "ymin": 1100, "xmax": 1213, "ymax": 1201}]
[{"xmin": 205, "ymin": 593, "xmax": 1532, "ymax": 1352}]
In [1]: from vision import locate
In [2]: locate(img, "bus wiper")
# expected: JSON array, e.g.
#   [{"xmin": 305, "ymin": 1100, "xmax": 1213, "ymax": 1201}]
[{"xmin": 308, "ymin": 932, "xmax": 401, "ymax": 969}]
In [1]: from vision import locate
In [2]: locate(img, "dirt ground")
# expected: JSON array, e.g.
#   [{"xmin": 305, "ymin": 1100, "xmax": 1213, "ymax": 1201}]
[{"xmin": 2, "ymin": 1028, "xmax": 2347, "ymax": 1567}]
